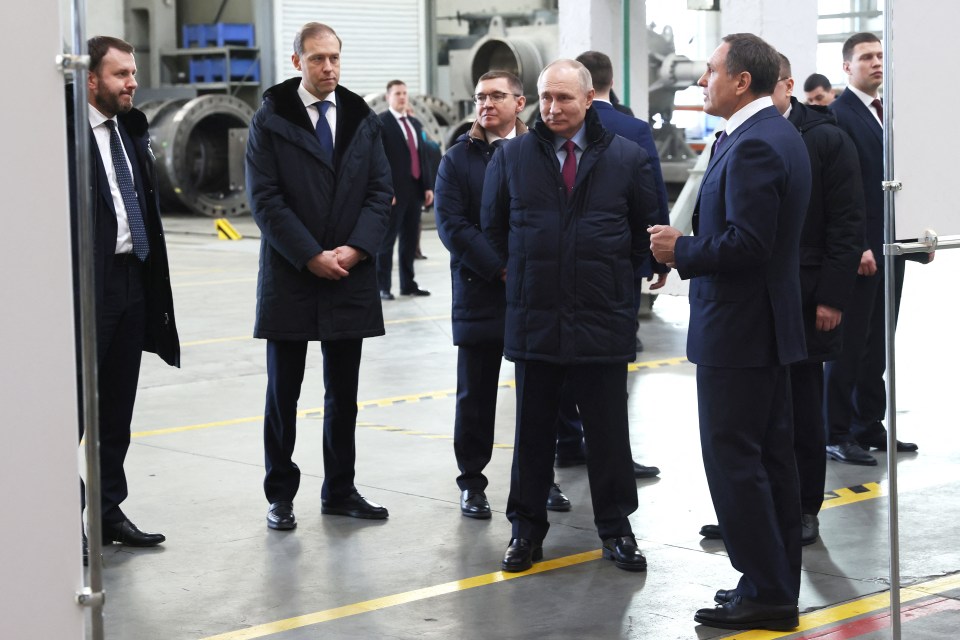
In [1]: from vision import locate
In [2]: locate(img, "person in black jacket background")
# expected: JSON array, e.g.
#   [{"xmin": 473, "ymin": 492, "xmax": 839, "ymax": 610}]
[
  {"xmin": 483, "ymin": 59, "xmax": 659, "ymax": 574},
  {"xmin": 376, "ymin": 80, "xmax": 434, "ymax": 299}
]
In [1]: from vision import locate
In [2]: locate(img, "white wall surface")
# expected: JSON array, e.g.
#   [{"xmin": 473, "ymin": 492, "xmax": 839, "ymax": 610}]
[{"xmin": 0, "ymin": 2, "xmax": 86, "ymax": 639}]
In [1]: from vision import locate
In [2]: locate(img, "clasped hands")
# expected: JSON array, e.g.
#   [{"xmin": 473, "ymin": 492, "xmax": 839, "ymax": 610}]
[{"xmin": 307, "ymin": 245, "xmax": 366, "ymax": 280}]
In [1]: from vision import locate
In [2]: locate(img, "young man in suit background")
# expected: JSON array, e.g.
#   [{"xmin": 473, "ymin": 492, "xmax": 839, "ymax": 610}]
[
  {"xmin": 650, "ymin": 33, "xmax": 811, "ymax": 631},
  {"xmin": 377, "ymin": 80, "xmax": 433, "ymax": 299}
]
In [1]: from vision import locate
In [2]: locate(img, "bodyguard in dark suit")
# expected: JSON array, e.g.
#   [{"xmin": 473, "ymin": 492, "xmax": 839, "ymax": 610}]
[
  {"xmin": 69, "ymin": 36, "xmax": 180, "ymax": 549},
  {"xmin": 376, "ymin": 80, "xmax": 433, "ymax": 299},
  {"xmin": 824, "ymin": 32, "xmax": 929, "ymax": 465},
  {"xmin": 246, "ymin": 23, "xmax": 393, "ymax": 530},
  {"xmin": 651, "ymin": 34, "xmax": 811, "ymax": 631},
  {"xmin": 483, "ymin": 59, "xmax": 659, "ymax": 574}
]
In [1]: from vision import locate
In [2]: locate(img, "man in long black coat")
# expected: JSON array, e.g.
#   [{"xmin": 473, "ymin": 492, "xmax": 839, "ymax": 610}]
[{"xmin": 245, "ymin": 22, "xmax": 392, "ymax": 530}]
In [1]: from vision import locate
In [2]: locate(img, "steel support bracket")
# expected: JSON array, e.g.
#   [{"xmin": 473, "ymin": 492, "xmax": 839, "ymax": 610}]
[
  {"xmin": 56, "ymin": 53, "xmax": 89, "ymax": 73},
  {"xmin": 882, "ymin": 180, "xmax": 903, "ymax": 191},
  {"xmin": 76, "ymin": 586, "xmax": 105, "ymax": 608}
]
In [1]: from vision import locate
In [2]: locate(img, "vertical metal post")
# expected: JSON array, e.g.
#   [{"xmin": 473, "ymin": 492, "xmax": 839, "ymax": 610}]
[
  {"xmin": 882, "ymin": 2, "xmax": 902, "ymax": 638},
  {"xmin": 68, "ymin": 0, "xmax": 106, "ymax": 638},
  {"xmin": 621, "ymin": 0, "xmax": 630, "ymax": 107}
]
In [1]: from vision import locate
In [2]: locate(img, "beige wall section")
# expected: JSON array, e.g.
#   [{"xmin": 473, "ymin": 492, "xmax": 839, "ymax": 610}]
[
  {"xmin": 720, "ymin": 0, "xmax": 818, "ymax": 88},
  {"xmin": 558, "ymin": 0, "xmax": 648, "ymax": 120},
  {"xmin": 0, "ymin": 2, "xmax": 86, "ymax": 639}
]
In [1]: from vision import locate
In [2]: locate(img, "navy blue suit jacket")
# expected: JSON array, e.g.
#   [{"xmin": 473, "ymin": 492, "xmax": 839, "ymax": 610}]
[
  {"xmin": 592, "ymin": 101, "xmax": 670, "ymax": 226},
  {"xmin": 829, "ymin": 89, "xmax": 882, "ymax": 256},
  {"xmin": 379, "ymin": 111, "xmax": 433, "ymax": 203},
  {"xmin": 675, "ymin": 104, "xmax": 811, "ymax": 368}
]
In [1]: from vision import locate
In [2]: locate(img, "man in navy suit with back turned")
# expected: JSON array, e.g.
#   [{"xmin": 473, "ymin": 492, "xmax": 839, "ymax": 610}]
[
  {"xmin": 377, "ymin": 80, "xmax": 433, "ymax": 299},
  {"xmin": 650, "ymin": 33, "xmax": 810, "ymax": 631},
  {"xmin": 823, "ymin": 32, "xmax": 931, "ymax": 466}
]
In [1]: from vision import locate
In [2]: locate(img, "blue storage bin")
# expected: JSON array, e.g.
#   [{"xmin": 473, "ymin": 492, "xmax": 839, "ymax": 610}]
[
  {"xmin": 182, "ymin": 23, "xmax": 255, "ymax": 48},
  {"xmin": 230, "ymin": 57, "xmax": 260, "ymax": 82}
]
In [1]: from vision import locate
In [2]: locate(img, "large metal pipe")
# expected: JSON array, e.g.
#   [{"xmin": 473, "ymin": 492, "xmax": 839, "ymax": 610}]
[{"xmin": 140, "ymin": 94, "xmax": 254, "ymax": 216}]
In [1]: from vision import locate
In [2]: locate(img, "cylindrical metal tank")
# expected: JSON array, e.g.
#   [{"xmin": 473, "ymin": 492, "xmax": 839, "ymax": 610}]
[{"xmin": 139, "ymin": 94, "xmax": 254, "ymax": 216}]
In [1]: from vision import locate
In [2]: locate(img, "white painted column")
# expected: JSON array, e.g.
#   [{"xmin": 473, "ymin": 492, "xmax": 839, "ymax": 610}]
[
  {"xmin": 0, "ymin": 2, "xmax": 86, "ymax": 639},
  {"xmin": 558, "ymin": 0, "xmax": 649, "ymax": 121},
  {"xmin": 720, "ymin": 0, "xmax": 819, "ymax": 85}
]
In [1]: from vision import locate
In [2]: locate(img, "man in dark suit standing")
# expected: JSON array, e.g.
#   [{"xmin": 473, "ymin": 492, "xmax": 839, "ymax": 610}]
[
  {"xmin": 377, "ymin": 80, "xmax": 433, "ymax": 299},
  {"xmin": 650, "ymin": 34, "xmax": 811, "ymax": 631},
  {"xmin": 246, "ymin": 22, "xmax": 393, "ymax": 530},
  {"xmin": 72, "ymin": 36, "xmax": 180, "ymax": 550},
  {"xmin": 483, "ymin": 59, "xmax": 659, "ymax": 574},
  {"xmin": 824, "ymin": 32, "xmax": 929, "ymax": 465}
]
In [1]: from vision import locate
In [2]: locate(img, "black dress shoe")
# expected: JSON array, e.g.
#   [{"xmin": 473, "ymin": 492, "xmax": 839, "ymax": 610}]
[
  {"xmin": 826, "ymin": 442, "xmax": 877, "ymax": 466},
  {"xmin": 695, "ymin": 595, "xmax": 799, "ymax": 631},
  {"xmin": 602, "ymin": 535, "xmax": 647, "ymax": 571},
  {"xmin": 267, "ymin": 501, "xmax": 297, "ymax": 530},
  {"xmin": 102, "ymin": 519, "xmax": 165, "ymax": 547},
  {"xmin": 545, "ymin": 483, "xmax": 571, "ymax": 511},
  {"xmin": 322, "ymin": 492, "xmax": 389, "ymax": 519},
  {"xmin": 634, "ymin": 462, "xmax": 660, "ymax": 478},
  {"xmin": 554, "ymin": 452, "xmax": 587, "ymax": 467},
  {"xmin": 379, "ymin": 290, "xmax": 395, "ymax": 301},
  {"xmin": 801, "ymin": 513, "xmax": 819, "ymax": 546},
  {"xmin": 699, "ymin": 524, "xmax": 722, "ymax": 540},
  {"xmin": 714, "ymin": 589, "xmax": 737, "ymax": 604},
  {"xmin": 857, "ymin": 435, "xmax": 918, "ymax": 452},
  {"xmin": 460, "ymin": 490, "xmax": 491, "ymax": 519},
  {"xmin": 401, "ymin": 287, "xmax": 431, "ymax": 297},
  {"xmin": 501, "ymin": 538, "xmax": 542, "ymax": 572}
]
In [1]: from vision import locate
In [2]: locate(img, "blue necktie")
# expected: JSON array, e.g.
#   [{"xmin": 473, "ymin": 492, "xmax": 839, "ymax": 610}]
[
  {"xmin": 105, "ymin": 120, "xmax": 149, "ymax": 261},
  {"xmin": 711, "ymin": 129, "xmax": 727, "ymax": 159},
  {"xmin": 314, "ymin": 101, "xmax": 333, "ymax": 162}
]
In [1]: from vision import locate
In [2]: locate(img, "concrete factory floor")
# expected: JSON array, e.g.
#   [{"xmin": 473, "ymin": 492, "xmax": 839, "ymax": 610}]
[{"xmin": 87, "ymin": 214, "xmax": 960, "ymax": 639}]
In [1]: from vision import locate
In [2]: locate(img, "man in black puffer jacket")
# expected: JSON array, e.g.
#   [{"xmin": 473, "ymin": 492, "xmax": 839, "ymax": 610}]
[{"xmin": 482, "ymin": 59, "xmax": 660, "ymax": 574}]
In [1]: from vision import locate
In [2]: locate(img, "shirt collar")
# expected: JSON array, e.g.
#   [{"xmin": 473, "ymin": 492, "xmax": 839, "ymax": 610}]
[
  {"xmin": 486, "ymin": 126, "xmax": 518, "ymax": 145},
  {"xmin": 554, "ymin": 123, "xmax": 588, "ymax": 152},
  {"xmin": 388, "ymin": 107, "xmax": 408, "ymax": 121},
  {"xmin": 88, "ymin": 104, "xmax": 114, "ymax": 129},
  {"xmin": 724, "ymin": 96, "xmax": 773, "ymax": 135},
  {"xmin": 298, "ymin": 82, "xmax": 337, "ymax": 110},
  {"xmin": 847, "ymin": 84, "xmax": 879, "ymax": 110}
]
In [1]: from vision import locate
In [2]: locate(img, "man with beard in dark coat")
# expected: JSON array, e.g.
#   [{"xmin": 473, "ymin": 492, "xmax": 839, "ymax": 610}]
[
  {"xmin": 698, "ymin": 52, "xmax": 865, "ymax": 547},
  {"xmin": 70, "ymin": 36, "xmax": 180, "ymax": 556},
  {"xmin": 245, "ymin": 22, "xmax": 393, "ymax": 530}
]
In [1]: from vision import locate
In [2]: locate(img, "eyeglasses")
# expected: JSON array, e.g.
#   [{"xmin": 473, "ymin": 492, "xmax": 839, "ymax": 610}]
[
  {"xmin": 778, "ymin": 76, "xmax": 792, "ymax": 83},
  {"xmin": 474, "ymin": 92, "xmax": 520, "ymax": 105}
]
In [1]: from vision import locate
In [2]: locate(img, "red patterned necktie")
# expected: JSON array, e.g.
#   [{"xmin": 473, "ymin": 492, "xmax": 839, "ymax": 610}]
[
  {"xmin": 561, "ymin": 139, "xmax": 577, "ymax": 195},
  {"xmin": 400, "ymin": 116, "xmax": 421, "ymax": 180}
]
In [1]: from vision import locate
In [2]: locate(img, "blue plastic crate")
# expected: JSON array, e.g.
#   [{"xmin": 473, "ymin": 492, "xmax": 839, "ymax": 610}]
[
  {"xmin": 229, "ymin": 57, "xmax": 260, "ymax": 82},
  {"xmin": 182, "ymin": 23, "xmax": 255, "ymax": 48}
]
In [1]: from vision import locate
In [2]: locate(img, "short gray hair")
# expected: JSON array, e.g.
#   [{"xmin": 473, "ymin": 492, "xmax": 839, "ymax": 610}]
[
  {"xmin": 293, "ymin": 22, "xmax": 341, "ymax": 57},
  {"xmin": 537, "ymin": 59, "xmax": 593, "ymax": 95}
]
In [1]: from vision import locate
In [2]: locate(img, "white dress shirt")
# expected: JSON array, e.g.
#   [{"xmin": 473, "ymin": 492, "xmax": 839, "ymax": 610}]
[
  {"xmin": 723, "ymin": 96, "xmax": 774, "ymax": 136},
  {"xmin": 389, "ymin": 107, "xmax": 420, "ymax": 148},
  {"xmin": 298, "ymin": 83, "xmax": 338, "ymax": 142},
  {"xmin": 89, "ymin": 105, "xmax": 135, "ymax": 254},
  {"xmin": 847, "ymin": 84, "xmax": 883, "ymax": 126}
]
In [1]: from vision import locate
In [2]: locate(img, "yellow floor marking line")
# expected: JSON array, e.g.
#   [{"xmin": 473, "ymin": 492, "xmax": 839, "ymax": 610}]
[
  {"xmin": 722, "ymin": 572, "xmax": 960, "ymax": 639},
  {"xmin": 821, "ymin": 482, "xmax": 884, "ymax": 510},
  {"xmin": 201, "ymin": 550, "xmax": 602, "ymax": 640},
  {"xmin": 133, "ymin": 357, "xmax": 688, "ymax": 439},
  {"xmin": 181, "ymin": 335, "xmax": 250, "ymax": 347}
]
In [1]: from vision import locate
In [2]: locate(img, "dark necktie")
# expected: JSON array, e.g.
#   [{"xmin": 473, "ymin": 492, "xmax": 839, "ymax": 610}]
[
  {"xmin": 490, "ymin": 139, "xmax": 504, "ymax": 151},
  {"xmin": 871, "ymin": 98, "xmax": 883, "ymax": 124},
  {"xmin": 105, "ymin": 120, "xmax": 149, "ymax": 261},
  {"xmin": 561, "ymin": 139, "xmax": 577, "ymax": 195},
  {"xmin": 314, "ymin": 101, "xmax": 334, "ymax": 162},
  {"xmin": 710, "ymin": 129, "xmax": 727, "ymax": 159},
  {"xmin": 400, "ymin": 116, "xmax": 421, "ymax": 180}
]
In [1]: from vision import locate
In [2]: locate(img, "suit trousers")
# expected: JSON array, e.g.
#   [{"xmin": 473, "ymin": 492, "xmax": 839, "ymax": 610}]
[
  {"xmin": 554, "ymin": 377, "xmax": 585, "ymax": 460},
  {"xmin": 697, "ymin": 364, "xmax": 801, "ymax": 605},
  {"xmin": 453, "ymin": 343, "xmax": 503, "ymax": 492},
  {"xmin": 263, "ymin": 338, "xmax": 363, "ymax": 503},
  {"xmin": 507, "ymin": 360, "xmax": 637, "ymax": 542},
  {"xmin": 376, "ymin": 178, "xmax": 422, "ymax": 294},
  {"xmin": 84, "ymin": 254, "xmax": 146, "ymax": 524},
  {"xmin": 790, "ymin": 361, "xmax": 826, "ymax": 514},
  {"xmin": 824, "ymin": 257, "xmax": 904, "ymax": 444}
]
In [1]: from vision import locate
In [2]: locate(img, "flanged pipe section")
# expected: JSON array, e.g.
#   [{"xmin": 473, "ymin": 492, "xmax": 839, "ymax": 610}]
[{"xmin": 139, "ymin": 94, "xmax": 254, "ymax": 216}]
